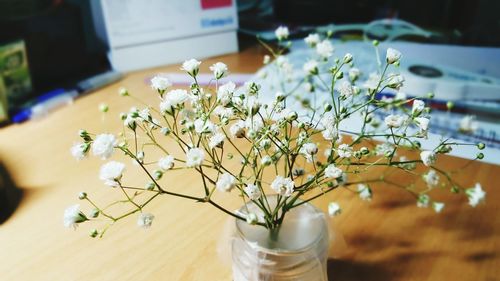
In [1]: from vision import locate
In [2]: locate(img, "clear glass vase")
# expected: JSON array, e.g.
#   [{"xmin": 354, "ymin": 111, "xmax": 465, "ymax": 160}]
[{"xmin": 231, "ymin": 197, "xmax": 329, "ymax": 281}]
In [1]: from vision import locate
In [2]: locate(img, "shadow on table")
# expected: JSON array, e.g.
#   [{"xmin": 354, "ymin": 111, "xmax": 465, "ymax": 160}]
[
  {"xmin": 327, "ymin": 250, "xmax": 442, "ymax": 281},
  {"xmin": 0, "ymin": 161, "xmax": 23, "ymax": 224}
]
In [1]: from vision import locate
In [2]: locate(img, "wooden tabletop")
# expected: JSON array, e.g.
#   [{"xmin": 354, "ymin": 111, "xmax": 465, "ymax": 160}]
[{"xmin": 0, "ymin": 46, "xmax": 498, "ymax": 281}]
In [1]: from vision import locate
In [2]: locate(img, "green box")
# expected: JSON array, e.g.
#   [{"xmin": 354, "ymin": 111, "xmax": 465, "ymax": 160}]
[
  {"xmin": 0, "ymin": 40, "xmax": 32, "ymax": 119},
  {"xmin": 0, "ymin": 77, "xmax": 7, "ymax": 122}
]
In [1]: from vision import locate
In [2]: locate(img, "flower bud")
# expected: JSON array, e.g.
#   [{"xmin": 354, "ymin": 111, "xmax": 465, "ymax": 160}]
[
  {"xmin": 78, "ymin": 192, "xmax": 87, "ymax": 200},
  {"xmin": 90, "ymin": 208, "xmax": 99, "ymax": 218},
  {"xmin": 360, "ymin": 147, "xmax": 369, "ymax": 155},
  {"xmin": 263, "ymin": 55, "xmax": 271, "ymax": 65},
  {"xmin": 118, "ymin": 87, "xmax": 129, "ymax": 96},
  {"xmin": 261, "ymin": 156, "xmax": 272, "ymax": 166},
  {"xmin": 335, "ymin": 71, "xmax": 343, "ymax": 80},
  {"xmin": 90, "ymin": 229, "xmax": 99, "ymax": 238},
  {"xmin": 99, "ymin": 103, "xmax": 109, "ymax": 113},
  {"xmin": 246, "ymin": 213, "xmax": 258, "ymax": 225},
  {"xmin": 324, "ymin": 103, "xmax": 332, "ymax": 112},
  {"xmin": 145, "ymin": 182, "xmax": 156, "ymax": 190},
  {"xmin": 477, "ymin": 142, "xmax": 485, "ymax": 150},
  {"xmin": 476, "ymin": 152, "xmax": 484, "ymax": 160},
  {"xmin": 372, "ymin": 40, "xmax": 379, "ymax": 46},
  {"xmin": 446, "ymin": 101, "xmax": 454, "ymax": 110},
  {"xmin": 275, "ymin": 91, "xmax": 285, "ymax": 102},
  {"xmin": 287, "ymin": 111, "xmax": 298, "ymax": 121},
  {"xmin": 343, "ymin": 53, "xmax": 353, "ymax": 64},
  {"xmin": 260, "ymin": 139, "xmax": 271, "ymax": 150},
  {"xmin": 153, "ymin": 170, "xmax": 163, "ymax": 180},
  {"xmin": 250, "ymin": 103, "xmax": 261, "ymax": 116},
  {"xmin": 247, "ymin": 129, "xmax": 257, "ymax": 139},
  {"xmin": 427, "ymin": 92, "xmax": 434, "ymax": 99},
  {"xmin": 160, "ymin": 127, "xmax": 171, "ymax": 136}
]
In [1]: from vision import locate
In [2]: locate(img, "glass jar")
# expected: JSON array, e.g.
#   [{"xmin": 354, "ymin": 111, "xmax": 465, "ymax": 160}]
[{"xmin": 231, "ymin": 197, "xmax": 329, "ymax": 281}]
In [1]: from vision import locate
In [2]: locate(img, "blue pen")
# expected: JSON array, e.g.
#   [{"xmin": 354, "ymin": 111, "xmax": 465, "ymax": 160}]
[{"xmin": 11, "ymin": 89, "xmax": 78, "ymax": 123}]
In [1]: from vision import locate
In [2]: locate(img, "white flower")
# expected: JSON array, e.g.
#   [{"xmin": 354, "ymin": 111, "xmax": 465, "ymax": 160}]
[
  {"xmin": 349, "ymin": 68, "xmax": 361, "ymax": 81},
  {"xmin": 216, "ymin": 172, "xmax": 237, "ymax": 192},
  {"xmin": 217, "ymin": 81, "xmax": 236, "ymax": 106},
  {"xmin": 415, "ymin": 117, "xmax": 430, "ymax": 131},
  {"xmin": 210, "ymin": 62, "xmax": 228, "ymax": 79},
  {"xmin": 71, "ymin": 142, "xmax": 89, "ymax": 160},
  {"xmin": 92, "ymin": 134, "xmax": 116, "ymax": 160},
  {"xmin": 99, "ymin": 161, "xmax": 125, "ymax": 187},
  {"xmin": 139, "ymin": 108, "xmax": 151, "ymax": 121},
  {"xmin": 261, "ymin": 155, "xmax": 272, "ymax": 166},
  {"xmin": 270, "ymin": 176, "xmax": 294, "ymax": 197},
  {"xmin": 328, "ymin": 202, "xmax": 341, "ymax": 216},
  {"xmin": 412, "ymin": 100, "xmax": 425, "ymax": 115},
  {"xmin": 304, "ymin": 33, "xmax": 320, "ymax": 46},
  {"xmin": 325, "ymin": 164, "xmax": 343, "ymax": 178},
  {"xmin": 466, "ymin": 183, "xmax": 486, "ymax": 207},
  {"xmin": 230, "ymin": 120, "xmax": 246, "ymax": 138},
  {"xmin": 395, "ymin": 91, "xmax": 407, "ymax": 100},
  {"xmin": 303, "ymin": 60, "xmax": 319, "ymax": 75},
  {"xmin": 63, "ymin": 204, "xmax": 87, "ymax": 229},
  {"xmin": 304, "ymin": 82, "xmax": 314, "ymax": 92},
  {"xmin": 358, "ymin": 184, "xmax": 372, "ymax": 201},
  {"xmin": 124, "ymin": 114, "xmax": 137, "ymax": 130},
  {"xmin": 420, "ymin": 151, "xmax": 436, "ymax": 167},
  {"xmin": 209, "ymin": 132, "xmax": 225, "ymax": 149},
  {"xmin": 417, "ymin": 194, "xmax": 430, "ymax": 208},
  {"xmin": 322, "ymin": 127, "xmax": 339, "ymax": 141},
  {"xmin": 386, "ymin": 48, "xmax": 402, "ymax": 64},
  {"xmin": 337, "ymin": 144, "xmax": 353, "ymax": 158},
  {"xmin": 384, "ymin": 114, "xmax": 405, "ymax": 128},
  {"xmin": 263, "ymin": 55, "xmax": 271, "ymax": 64},
  {"xmin": 244, "ymin": 184, "xmax": 261, "ymax": 200},
  {"xmin": 158, "ymin": 155, "xmax": 175, "ymax": 171},
  {"xmin": 137, "ymin": 213, "xmax": 155, "ymax": 229},
  {"xmin": 432, "ymin": 202, "xmax": 445, "ymax": 213},
  {"xmin": 276, "ymin": 56, "xmax": 288, "ymax": 67},
  {"xmin": 375, "ymin": 142, "xmax": 394, "ymax": 156},
  {"xmin": 387, "ymin": 73, "xmax": 405, "ymax": 89},
  {"xmin": 320, "ymin": 113, "xmax": 339, "ymax": 141},
  {"xmin": 186, "ymin": 148, "xmax": 205, "ymax": 167},
  {"xmin": 213, "ymin": 106, "xmax": 234, "ymax": 119},
  {"xmin": 275, "ymin": 26, "xmax": 289, "ymax": 40},
  {"xmin": 150, "ymin": 74, "xmax": 171, "ymax": 91},
  {"xmin": 160, "ymin": 89, "xmax": 189, "ymax": 113},
  {"xmin": 316, "ymin": 40, "xmax": 334, "ymax": 58},
  {"xmin": 338, "ymin": 81, "xmax": 353, "ymax": 98},
  {"xmin": 299, "ymin": 142, "xmax": 318, "ymax": 163},
  {"xmin": 181, "ymin": 59, "xmax": 201, "ymax": 76},
  {"xmin": 423, "ymin": 169, "xmax": 439, "ymax": 187},
  {"xmin": 194, "ymin": 118, "xmax": 215, "ymax": 134},
  {"xmin": 459, "ymin": 115, "xmax": 478, "ymax": 133}
]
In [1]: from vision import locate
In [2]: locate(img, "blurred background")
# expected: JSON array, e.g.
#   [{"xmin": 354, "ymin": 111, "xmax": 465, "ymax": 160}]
[{"xmin": 0, "ymin": 0, "xmax": 499, "ymax": 151}]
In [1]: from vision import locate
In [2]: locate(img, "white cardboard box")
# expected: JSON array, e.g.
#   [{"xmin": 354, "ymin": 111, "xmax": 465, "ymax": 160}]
[{"xmin": 90, "ymin": 0, "xmax": 239, "ymax": 72}]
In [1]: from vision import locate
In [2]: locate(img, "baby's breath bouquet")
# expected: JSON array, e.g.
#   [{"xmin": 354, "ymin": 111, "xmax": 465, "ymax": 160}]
[{"xmin": 65, "ymin": 26, "xmax": 486, "ymax": 241}]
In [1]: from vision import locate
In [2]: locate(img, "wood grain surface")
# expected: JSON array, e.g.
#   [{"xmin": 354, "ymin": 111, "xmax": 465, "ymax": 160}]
[{"xmin": 0, "ymin": 46, "xmax": 498, "ymax": 281}]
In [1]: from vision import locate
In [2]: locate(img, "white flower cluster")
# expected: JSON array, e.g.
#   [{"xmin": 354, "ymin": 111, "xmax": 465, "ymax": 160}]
[{"xmin": 65, "ymin": 26, "xmax": 486, "ymax": 234}]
